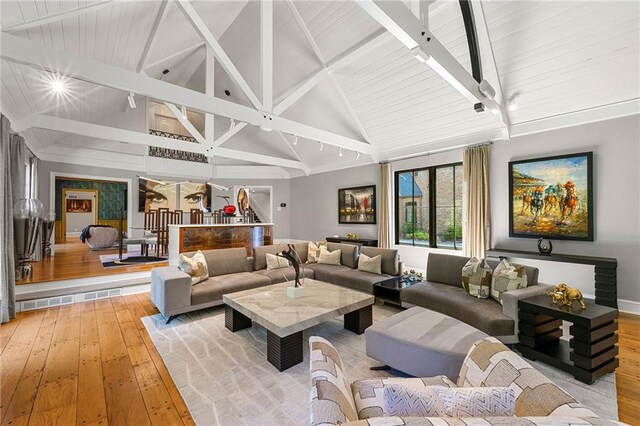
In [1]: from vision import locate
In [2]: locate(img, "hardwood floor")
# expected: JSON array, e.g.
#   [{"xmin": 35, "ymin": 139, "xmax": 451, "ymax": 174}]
[
  {"xmin": 1, "ymin": 295, "xmax": 638, "ymax": 425},
  {"xmin": 0, "ymin": 294, "xmax": 192, "ymax": 426},
  {"xmin": 22, "ymin": 240, "xmax": 167, "ymax": 285}
]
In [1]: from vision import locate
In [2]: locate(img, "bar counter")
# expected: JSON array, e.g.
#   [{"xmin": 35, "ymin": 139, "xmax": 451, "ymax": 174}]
[{"xmin": 168, "ymin": 223, "xmax": 274, "ymax": 266}]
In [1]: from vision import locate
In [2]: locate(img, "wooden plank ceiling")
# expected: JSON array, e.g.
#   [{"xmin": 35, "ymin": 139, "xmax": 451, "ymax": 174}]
[{"xmin": 1, "ymin": 0, "xmax": 638, "ymax": 173}]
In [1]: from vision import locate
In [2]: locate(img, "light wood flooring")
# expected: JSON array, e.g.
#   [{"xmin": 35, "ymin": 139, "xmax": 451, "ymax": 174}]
[
  {"xmin": 22, "ymin": 239, "xmax": 167, "ymax": 285},
  {"xmin": 1, "ymin": 295, "xmax": 639, "ymax": 425}
]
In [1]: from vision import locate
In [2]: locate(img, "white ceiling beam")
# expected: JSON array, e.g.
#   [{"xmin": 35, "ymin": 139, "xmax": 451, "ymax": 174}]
[
  {"xmin": 277, "ymin": 131, "xmax": 309, "ymax": 175},
  {"xmin": 205, "ymin": 47, "xmax": 215, "ymax": 145},
  {"xmin": 1, "ymin": 0, "xmax": 121, "ymax": 33},
  {"xmin": 261, "ymin": 0, "xmax": 274, "ymax": 112},
  {"xmin": 1, "ymin": 33, "xmax": 371, "ymax": 154},
  {"xmin": 143, "ymin": 43, "xmax": 205, "ymax": 72},
  {"xmin": 273, "ymin": 69, "xmax": 329, "ymax": 115},
  {"xmin": 164, "ymin": 102, "xmax": 206, "ymax": 144},
  {"xmin": 175, "ymin": 0, "xmax": 262, "ymax": 110},
  {"xmin": 16, "ymin": 114, "xmax": 307, "ymax": 170},
  {"xmin": 357, "ymin": 0, "xmax": 507, "ymax": 127},
  {"xmin": 213, "ymin": 122, "xmax": 247, "ymax": 147},
  {"xmin": 136, "ymin": 0, "xmax": 169, "ymax": 73}
]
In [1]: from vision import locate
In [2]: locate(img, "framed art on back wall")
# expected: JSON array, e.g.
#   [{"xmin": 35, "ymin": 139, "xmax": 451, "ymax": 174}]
[
  {"xmin": 338, "ymin": 185, "xmax": 376, "ymax": 224},
  {"xmin": 509, "ymin": 152, "xmax": 593, "ymax": 241}
]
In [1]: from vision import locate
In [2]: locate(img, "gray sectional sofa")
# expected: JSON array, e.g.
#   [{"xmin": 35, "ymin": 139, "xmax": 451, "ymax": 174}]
[
  {"xmin": 401, "ymin": 253, "xmax": 552, "ymax": 344},
  {"xmin": 150, "ymin": 242, "xmax": 401, "ymax": 321}
]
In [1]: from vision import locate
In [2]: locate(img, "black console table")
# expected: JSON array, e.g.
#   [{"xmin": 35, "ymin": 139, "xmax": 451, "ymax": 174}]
[
  {"xmin": 486, "ymin": 248, "xmax": 617, "ymax": 308},
  {"xmin": 517, "ymin": 295, "xmax": 618, "ymax": 384},
  {"xmin": 326, "ymin": 236, "xmax": 378, "ymax": 247}
]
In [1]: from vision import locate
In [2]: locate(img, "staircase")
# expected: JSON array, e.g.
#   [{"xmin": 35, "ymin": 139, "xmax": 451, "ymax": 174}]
[{"xmin": 246, "ymin": 206, "xmax": 262, "ymax": 223}]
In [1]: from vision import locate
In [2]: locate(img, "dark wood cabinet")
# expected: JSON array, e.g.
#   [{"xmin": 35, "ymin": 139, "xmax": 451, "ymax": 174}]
[{"xmin": 326, "ymin": 236, "xmax": 378, "ymax": 247}]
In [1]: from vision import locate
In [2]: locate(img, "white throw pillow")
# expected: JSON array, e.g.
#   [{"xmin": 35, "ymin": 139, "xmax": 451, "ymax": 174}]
[
  {"xmin": 266, "ymin": 252, "xmax": 289, "ymax": 270},
  {"xmin": 383, "ymin": 385, "xmax": 515, "ymax": 418},
  {"xmin": 307, "ymin": 241, "xmax": 327, "ymax": 263},
  {"xmin": 317, "ymin": 248, "xmax": 341, "ymax": 266},
  {"xmin": 178, "ymin": 250, "xmax": 209, "ymax": 285},
  {"xmin": 357, "ymin": 253, "xmax": 382, "ymax": 275},
  {"xmin": 491, "ymin": 259, "xmax": 528, "ymax": 304}
]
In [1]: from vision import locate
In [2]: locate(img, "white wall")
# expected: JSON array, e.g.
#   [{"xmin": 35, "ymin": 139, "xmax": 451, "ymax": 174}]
[
  {"xmin": 290, "ymin": 164, "xmax": 380, "ymax": 241},
  {"xmin": 491, "ymin": 115, "xmax": 640, "ymax": 307}
]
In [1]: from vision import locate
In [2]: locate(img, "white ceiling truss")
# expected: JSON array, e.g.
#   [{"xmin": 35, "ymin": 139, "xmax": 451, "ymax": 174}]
[{"xmin": 1, "ymin": 0, "xmax": 638, "ymax": 176}]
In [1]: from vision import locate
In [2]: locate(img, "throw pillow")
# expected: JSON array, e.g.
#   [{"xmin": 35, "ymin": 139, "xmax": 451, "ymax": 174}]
[
  {"xmin": 318, "ymin": 248, "xmax": 341, "ymax": 266},
  {"xmin": 178, "ymin": 250, "xmax": 209, "ymax": 285},
  {"xmin": 461, "ymin": 257, "xmax": 493, "ymax": 298},
  {"xmin": 383, "ymin": 385, "xmax": 515, "ymax": 418},
  {"xmin": 383, "ymin": 385, "xmax": 445, "ymax": 418},
  {"xmin": 266, "ymin": 252, "xmax": 289, "ymax": 270},
  {"xmin": 307, "ymin": 241, "xmax": 327, "ymax": 263},
  {"xmin": 491, "ymin": 259, "xmax": 528, "ymax": 304},
  {"xmin": 357, "ymin": 253, "xmax": 382, "ymax": 275}
]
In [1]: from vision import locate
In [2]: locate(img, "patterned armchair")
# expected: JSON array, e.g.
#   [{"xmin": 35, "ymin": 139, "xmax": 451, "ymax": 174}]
[{"xmin": 309, "ymin": 336, "xmax": 610, "ymax": 426}]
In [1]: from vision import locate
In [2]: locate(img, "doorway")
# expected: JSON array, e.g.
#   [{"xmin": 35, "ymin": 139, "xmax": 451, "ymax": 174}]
[{"xmin": 62, "ymin": 188, "xmax": 98, "ymax": 240}]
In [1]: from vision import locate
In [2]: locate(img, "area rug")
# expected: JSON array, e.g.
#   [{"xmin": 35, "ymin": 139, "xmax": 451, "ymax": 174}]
[
  {"xmin": 142, "ymin": 304, "xmax": 618, "ymax": 426},
  {"xmin": 99, "ymin": 248, "xmax": 166, "ymax": 268}
]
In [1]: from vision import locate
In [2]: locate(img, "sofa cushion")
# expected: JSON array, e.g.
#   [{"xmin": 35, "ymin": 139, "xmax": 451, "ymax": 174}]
[
  {"xmin": 401, "ymin": 282, "xmax": 514, "ymax": 337},
  {"xmin": 266, "ymin": 252, "xmax": 289, "ymax": 270},
  {"xmin": 183, "ymin": 248, "xmax": 249, "ymax": 277},
  {"xmin": 487, "ymin": 259, "xmax": 539, "ymax": 287},
  {"xmin": 360, "ymin": 247, "xmax": 399, "ymax": 275},
  {"xmin": 307, "ymin": 241, "xmax": 327, "ymax": 263},
  {"xmin": 253, "ymin": 266, "xmax": 315, "ymax": 284},
  {"xmin": 253, "ymin": 245, "xmax": 284, "ymax": 271},
  {"xmin": 329, "ymin": 268, "xmax": 393, "ymax": 294},
  {"xmin": 305, "ymin": 262, "xmax": 354, "ymax": 280},
  {"xmin": 458, "ymin": 337, "xmax": 598, "ymax": 418},
  {"xmin": 327, "ymin": 242, "xmax": 359, "ymax": 268},
  {"xmin": 351, "ymin": 376, "xmax": 456, "ymax": 420},
  {"xmin": 178, "ymin": 250, "xmax": 209, "ymax": 285},
  {"xmin": 426, "ymin": 253, "xmax": 469, "ymax": 287},
  {"xmin": 190, "ymin": 272, "xmax": 271, "ymax": 305},
  {"xmin": 490, "ymin": 259, "xmax": 528, "ymax": 304}
]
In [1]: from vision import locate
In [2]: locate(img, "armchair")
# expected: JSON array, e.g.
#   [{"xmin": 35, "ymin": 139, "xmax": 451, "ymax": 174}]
[{"xmin": 310, "ymin": 336, "xmax": 604, "ymax": 425}]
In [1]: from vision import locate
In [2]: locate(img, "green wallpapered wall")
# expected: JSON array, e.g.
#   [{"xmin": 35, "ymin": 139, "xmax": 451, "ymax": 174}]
[{"xmin": 55, "ymin": 179, "xmax": 127, "ymax": 221}]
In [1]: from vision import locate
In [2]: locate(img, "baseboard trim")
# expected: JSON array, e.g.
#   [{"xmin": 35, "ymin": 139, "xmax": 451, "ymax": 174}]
[{"xmin": 618, "ymin": 299, "xmax": 640, "ymax": 315}]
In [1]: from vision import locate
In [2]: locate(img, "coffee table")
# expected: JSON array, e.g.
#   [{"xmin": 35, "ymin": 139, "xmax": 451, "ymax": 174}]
[{"xmin": 223, "ymin": 279, "xmax": 374, "ymax": 371}]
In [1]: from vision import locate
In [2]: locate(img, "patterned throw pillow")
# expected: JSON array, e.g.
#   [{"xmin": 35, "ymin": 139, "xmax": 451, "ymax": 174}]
[
  {"xmin": 383, "ymin": 385, "xmax": 445, "ymax": 417},
  {"xmin": 461, "ymin": 257, "xmax": 492, "ymax": 298},
  {"xmin": 383, "ymin": 385, "xmax": 515, "ymax": 419},
  {"xmin": 351, "ymin": 376, "xmax": 456, "ymax": 419},
  {"xmin": 318, "ymin": 248, "xmax": 341, "ymax": 266},
  {"xmin": 178, "ymin": 250, "xmax": 209, "ymax": 285},
  {"xmin": 307, "ymin": 241, "xmax": 327, "ymax": 263},
  {"xmin": 490, "ymin": 259, "xmax": 528, "ymax": 304},
  {"xmin": 265, "ymin": 253, "xmax": 289, "ymax": 270},
  {"xmin": 357, "ymin": 253, "xmax": 382, "ymax": 275}
]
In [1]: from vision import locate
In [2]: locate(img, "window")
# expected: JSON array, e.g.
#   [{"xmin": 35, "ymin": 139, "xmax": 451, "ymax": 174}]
[{"xmin": 395, "ymin": 163, "xmax": 463, "ymax": 249}]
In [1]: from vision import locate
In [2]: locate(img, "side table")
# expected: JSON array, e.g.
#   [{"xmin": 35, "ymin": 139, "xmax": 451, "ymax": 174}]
[
  {"xmin": 517, "ymin": 294, "xmax": 618, "ymax": 384},
  {"xmin": 373, "ymin": 276, "xmax": 421, "ymax": 307}
]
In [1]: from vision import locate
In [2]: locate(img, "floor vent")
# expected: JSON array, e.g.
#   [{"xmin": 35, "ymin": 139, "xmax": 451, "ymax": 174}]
[
  {"xmin": 80, "ymin": 288, "xmax": 122, "ymax": 302},
  {"xmin": 21, "ymin": 294, "xmax": 75, "ymax": 311}
]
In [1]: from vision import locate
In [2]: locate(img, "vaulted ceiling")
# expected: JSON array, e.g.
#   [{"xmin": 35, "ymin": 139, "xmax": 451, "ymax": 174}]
[{"xmin": 1, "ymin": 0, "xmax": 638, "ymax": 177}]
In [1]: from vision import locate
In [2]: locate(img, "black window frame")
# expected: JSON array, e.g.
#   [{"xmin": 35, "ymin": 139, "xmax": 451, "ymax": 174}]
[{"xmin": 394, "ymin": 162, "xmax": 463, "ymax": 249}]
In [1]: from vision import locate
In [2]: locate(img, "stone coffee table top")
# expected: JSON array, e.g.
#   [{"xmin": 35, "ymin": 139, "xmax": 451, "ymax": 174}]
[{"xmin": 223, "ymin": 279, "xmax": 374, "ymax": 337}]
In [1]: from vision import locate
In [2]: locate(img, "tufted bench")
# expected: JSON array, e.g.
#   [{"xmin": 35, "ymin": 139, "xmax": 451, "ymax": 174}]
[{"xmin": 365, "ymin": 306, "xmax": 488, "ymax": 381}]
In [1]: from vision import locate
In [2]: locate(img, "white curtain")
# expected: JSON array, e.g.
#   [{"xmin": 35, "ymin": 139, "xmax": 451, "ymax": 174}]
[
  {"xmin": 378, "ymin": 162, "xmax": 392, "ymax": 248},
  {"xmin": 462, "ymin": 144, "xmax": 491, "ymax": 259},
  {"xmin": 1, "ymin": 115, "xmax": 29, "ymax": 323}
]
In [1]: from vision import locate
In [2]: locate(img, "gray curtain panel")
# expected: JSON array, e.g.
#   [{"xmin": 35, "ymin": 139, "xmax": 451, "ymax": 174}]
[{"xmin": 0, "ymin": 115, "xmax": 29, "ymax": 323}]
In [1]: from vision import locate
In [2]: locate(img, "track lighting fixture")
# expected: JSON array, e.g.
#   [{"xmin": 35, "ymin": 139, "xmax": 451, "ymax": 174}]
[
  {"xmin": 138, "ymin": 176, "xmax": 167, "ymax": 186},
  {"xmin": 319, "ymin": 142, "xmax": 324, "ymax": 152},
  {"xmin": 230, "ymin": 118, "xmax": 236, "ymax": 130},
  {"xmin": 339, "ymin": 148, "xmax": 343, "ymax": 157},
  {"xmin": 293, "ymin": 135, "xmax": 298, "ymax": 145},
  {"xmin": 356, "ymin": 152, "xmax": 361, "ymax": 160},
  {"xmin": 127, "ymin": 92, "xmax": 136, "ymax": 109},
  {"xmin": 207, "ymin": 182, "xmax": 230, "ymax": 191},
  {"xmin": 181, "ymin": 105, "xmax": 187, "ymax": 119},
  {"xmin": 506, "ymin": 97, "xmax": 518, "ymax": 111}
]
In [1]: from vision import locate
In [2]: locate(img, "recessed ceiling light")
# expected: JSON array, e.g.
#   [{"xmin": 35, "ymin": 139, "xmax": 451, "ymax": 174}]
[{"xmin": 50, "ymin": 78, "xmax": 66, "ymax": 94}]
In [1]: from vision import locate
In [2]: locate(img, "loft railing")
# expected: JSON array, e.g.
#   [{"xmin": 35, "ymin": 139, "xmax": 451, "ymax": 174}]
[
  {"xmin": 148, "ymin": 130, "xmax": 208, "ymax": 164},
  {"xmin": 248, "ymin": 192, "xmax": 270, "ymax": 223}
]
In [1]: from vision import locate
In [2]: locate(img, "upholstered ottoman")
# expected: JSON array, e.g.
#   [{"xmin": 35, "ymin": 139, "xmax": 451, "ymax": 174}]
[{"xmin": 365, "ymin": 307, "xmax": 488, "ymax": 380}]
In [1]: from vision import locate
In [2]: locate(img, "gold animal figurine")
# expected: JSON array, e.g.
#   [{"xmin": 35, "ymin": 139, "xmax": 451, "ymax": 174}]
[{"xmin": 547, "ymin": 283, "xmax": 586, "ymax": 310}]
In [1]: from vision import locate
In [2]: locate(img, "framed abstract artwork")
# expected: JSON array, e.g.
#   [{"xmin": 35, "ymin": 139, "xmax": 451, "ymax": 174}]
[
  {"xmin": 338, "ymin": 185, "xmax": 376, "ymax": 224},
  {"xmin": 509, "ymin": 152, "xmax": 593, "ymax": 241}
]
